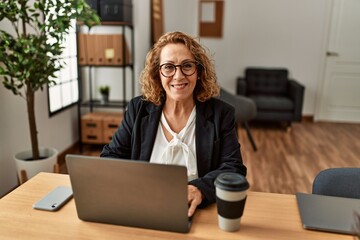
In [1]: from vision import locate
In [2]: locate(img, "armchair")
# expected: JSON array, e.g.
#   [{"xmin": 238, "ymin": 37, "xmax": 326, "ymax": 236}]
[{"xmin": 237, "ymin": 68, "xmax": 305, "ymax": 127}]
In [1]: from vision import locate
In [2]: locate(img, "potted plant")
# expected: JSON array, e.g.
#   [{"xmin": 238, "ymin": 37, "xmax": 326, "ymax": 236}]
[
  {"xmin": 99, "ymin": 85, "xmax": 110, "ymax": 104},
  {"xmin": 0, "ymin": 0, "xmax": 100, "ymax": 183}
]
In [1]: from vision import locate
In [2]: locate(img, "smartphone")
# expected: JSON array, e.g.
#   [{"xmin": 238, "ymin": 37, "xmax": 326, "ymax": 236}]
[{"xmin": 33, "ymin": 186, "xmax": 73, "ymax": 211}]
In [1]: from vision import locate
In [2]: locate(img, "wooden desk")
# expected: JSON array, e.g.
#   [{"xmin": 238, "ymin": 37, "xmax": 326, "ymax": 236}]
[{"xmin": 0, "ymin": 173, "xmax": 352, "ymax": 240}]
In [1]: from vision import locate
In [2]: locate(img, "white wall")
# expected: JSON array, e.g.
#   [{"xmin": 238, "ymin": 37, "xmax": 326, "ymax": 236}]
[
  {"xmin": 163, "ymin": 0, "xmax": 329, "ymax": 116},
  {"xmin": 0, "ymin": 0, "xmax": 151, "ymax": 197}
]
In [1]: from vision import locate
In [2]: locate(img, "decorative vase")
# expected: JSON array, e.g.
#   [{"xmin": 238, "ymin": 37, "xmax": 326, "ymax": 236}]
[{"xmin": 14, "ymin": 147, "xmax": 58, "ymax": 184}]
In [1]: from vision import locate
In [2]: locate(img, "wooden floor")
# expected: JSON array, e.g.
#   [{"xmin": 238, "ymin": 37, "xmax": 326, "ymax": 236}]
[
  {"xmin": 238, "ymin": 121, "xmax": 360, "ymax": 194},
  {"xmin": 61, "ymin": 121, "xmax": 360, "ymax": 195}
]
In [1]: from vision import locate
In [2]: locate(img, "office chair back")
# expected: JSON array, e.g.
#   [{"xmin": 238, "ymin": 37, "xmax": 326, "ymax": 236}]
[
  {"xmin": 312, "ymin": 168, "xmax": 360, "ymax": 199},
  {"xmin": 219, "ymin": 88, "xmax": 258, "ymax": 151},
  {"xmin": 219, "ymin": 88, "xmax": 257, "ymax": 123}
]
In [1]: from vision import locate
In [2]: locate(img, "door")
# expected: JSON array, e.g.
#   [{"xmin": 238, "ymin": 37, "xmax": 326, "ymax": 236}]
[{"xmin": 316, "ymin": 0, "xmax": 360, "ymax": 123}]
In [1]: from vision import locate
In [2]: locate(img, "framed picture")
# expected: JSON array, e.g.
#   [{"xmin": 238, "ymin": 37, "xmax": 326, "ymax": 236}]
[
  {"xmin": 199, "ymin": 0, "xmax": 224, "ymax": 38},
  {"xmin": 151, "ymin": 0, "xmax": 164, "ymax": 44}
]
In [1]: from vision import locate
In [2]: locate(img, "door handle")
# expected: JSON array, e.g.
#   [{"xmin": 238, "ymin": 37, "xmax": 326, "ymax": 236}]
[{"xmin": 326, "ymin": 51, "xmax": 339, "ymax": 57}]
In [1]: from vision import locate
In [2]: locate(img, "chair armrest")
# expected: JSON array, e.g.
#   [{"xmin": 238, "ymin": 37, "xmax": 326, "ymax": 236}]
[
  {"xmin": 237, "ymin": 77, "xmax": 247, "ymax": 95},
  {"xmin": 288, "ymin": 79, "xmax": 305, "ymax": 121}
]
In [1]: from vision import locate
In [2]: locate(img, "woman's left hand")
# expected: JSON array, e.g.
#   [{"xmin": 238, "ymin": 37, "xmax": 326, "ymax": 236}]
[{"xmin": 187, "ymin": 185, "xmax": 203, "ymax": 217}]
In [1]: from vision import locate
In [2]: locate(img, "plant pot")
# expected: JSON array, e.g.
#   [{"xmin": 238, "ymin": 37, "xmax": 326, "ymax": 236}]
[
  {"xmin": 100, "ymin": 94, "xmax": 109, "ymax": 104},
  {"xmin": 14, "ymin": 147, "xmax": 58, "ymax": 184}
]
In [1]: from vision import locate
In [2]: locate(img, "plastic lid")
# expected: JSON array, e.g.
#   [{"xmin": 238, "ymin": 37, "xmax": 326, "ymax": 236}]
[{"xmin": 214, "ymin": 172, "xmax": 249, "ymax": 191}]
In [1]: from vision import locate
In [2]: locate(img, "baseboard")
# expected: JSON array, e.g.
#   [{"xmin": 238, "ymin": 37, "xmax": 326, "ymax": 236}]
[{"xmin": 302, "ymin": 115, "xmax": 314, "ymax": 122}]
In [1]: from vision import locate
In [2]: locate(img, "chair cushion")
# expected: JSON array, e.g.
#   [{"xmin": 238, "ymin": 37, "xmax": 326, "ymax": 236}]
[
  {"xmin": 245, "ymin": 68, "xmax": 288, "ymax": 95},
  {"xmin": 249, "ymin": 95, "xmax": 294, "ymax": 111}
]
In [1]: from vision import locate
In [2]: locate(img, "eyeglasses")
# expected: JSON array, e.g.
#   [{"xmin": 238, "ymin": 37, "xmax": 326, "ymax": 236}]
[{"xmin": 159, "ymin": 61, "xmax": 198, "ymax": 78}]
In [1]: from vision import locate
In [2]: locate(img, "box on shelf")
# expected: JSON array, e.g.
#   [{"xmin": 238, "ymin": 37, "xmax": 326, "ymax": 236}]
[
  {"xmin": 79, "ymin": 34, "xmax": 130, "ymax": 66},
  {"xmin": 99, "ymin": 0, "xmax": 133, "ymax": 23},
  {"xmin": 77, "ymin": 33, "xmax": 88, "ymax": 65},
  {"xmin": 97, "ymin": 34, "xmax": 131, "ymax": 65},
  {"xmin": 85, "ymin": 0, "xmax": 133, "ymax": 24}
]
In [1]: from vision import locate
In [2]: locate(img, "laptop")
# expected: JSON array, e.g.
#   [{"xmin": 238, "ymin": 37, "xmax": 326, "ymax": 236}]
[
  {"xmin": 296, "ymin": 192, "xmax": 360, "ymax": 235},
  {"xmin": 65, "ymin": 154, "xmax": 191, "ymax": 233}
]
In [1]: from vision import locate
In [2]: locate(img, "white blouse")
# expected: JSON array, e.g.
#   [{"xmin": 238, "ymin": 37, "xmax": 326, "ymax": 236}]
[{"xmin": 150, "ymin": 107, "xmax": 198, "ymax": 181}]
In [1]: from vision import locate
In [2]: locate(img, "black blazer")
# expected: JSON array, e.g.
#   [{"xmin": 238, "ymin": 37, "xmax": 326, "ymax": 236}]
[{"xmin": 101, "ymin": 96, "xmax": 247, "ymax": 205}]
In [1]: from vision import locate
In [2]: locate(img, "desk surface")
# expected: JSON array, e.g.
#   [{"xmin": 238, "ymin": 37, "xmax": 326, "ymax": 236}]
[{"xmin": 0, "ymin": 173, "xmax": 352, "ymax": 240}]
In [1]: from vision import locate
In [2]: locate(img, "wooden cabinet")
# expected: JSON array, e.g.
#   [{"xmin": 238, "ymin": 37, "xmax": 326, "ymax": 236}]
[{"xmin": 81, "ymin": 112, "xmax": 124, "ymax": 144}]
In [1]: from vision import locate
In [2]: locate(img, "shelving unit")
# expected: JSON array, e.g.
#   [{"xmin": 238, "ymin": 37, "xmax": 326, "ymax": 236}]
[{"xmin": 76, "ymin": 22, "xmax": 134, "ymax": 150}]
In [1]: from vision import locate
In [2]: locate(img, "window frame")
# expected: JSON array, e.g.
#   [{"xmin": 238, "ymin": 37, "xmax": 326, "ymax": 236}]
[{"xmin": 47, "ymin": 20, "xmax": 80, "ymax": 117}]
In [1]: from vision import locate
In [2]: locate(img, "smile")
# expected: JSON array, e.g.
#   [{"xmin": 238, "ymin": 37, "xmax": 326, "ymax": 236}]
[{"xmin": 171, "ymin": 83, "xmax": 188, "ymax": 89}]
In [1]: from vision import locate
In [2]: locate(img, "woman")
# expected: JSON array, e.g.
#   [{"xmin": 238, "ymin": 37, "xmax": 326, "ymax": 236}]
[{"xmin": 101, "ymin": 31, "xmax": 247, "ymax": 217}]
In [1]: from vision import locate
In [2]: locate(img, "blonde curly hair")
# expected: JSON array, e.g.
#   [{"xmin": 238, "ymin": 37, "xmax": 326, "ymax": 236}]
[{"xmin": 139, "ymin": 31, "xmax": 220, "ymax": 105}]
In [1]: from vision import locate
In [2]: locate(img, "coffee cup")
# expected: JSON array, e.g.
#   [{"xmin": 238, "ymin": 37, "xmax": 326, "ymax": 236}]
[{"xmin": 214, "ymin": 172, "xmax": 249, "ymax": 232}]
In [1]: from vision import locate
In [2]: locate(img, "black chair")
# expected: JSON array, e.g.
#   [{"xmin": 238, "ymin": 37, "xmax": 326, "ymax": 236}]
[
  {"xmin": 237, "ymin": 68, "xmax": 305, "ymax": 128},
  {"xmin": 312, "ymin": 168, "xmax": 360, "ymax": 199},
  {"xmin": 220, "ymin": 88, "xmax": 257, "ymax": 151}
]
